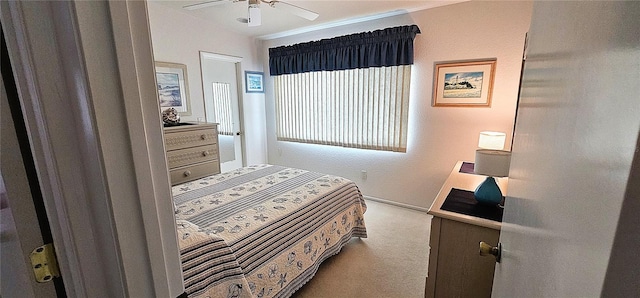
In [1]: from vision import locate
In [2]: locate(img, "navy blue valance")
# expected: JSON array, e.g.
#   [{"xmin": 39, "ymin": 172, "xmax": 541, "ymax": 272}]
[{"xmin": 269, "ymin": 25, "xmax": 421, "ymax": 76}]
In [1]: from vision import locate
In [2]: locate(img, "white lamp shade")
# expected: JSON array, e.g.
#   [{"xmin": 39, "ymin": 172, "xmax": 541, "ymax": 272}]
[
  {"xmin": 478, "ymin": 131, "xmax": 506, "ymax": 150},
  {"xmin": 475, "ymin": 149, "xmax": 511, "ymax": 177}
]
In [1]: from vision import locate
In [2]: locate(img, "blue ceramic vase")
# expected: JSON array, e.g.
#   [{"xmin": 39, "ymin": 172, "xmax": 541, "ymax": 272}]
[{"xmin": 474, "ymin": 176, "xmax": 503, "ymax": 205}]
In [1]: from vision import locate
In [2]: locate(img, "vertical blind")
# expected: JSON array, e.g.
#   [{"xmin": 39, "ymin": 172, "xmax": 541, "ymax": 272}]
[
  {"xmin": 275, "ymin": 66, "xmax": 411, "ymax": 152},
  {"xmin": 211, "ymin": 82, "xmax": 233, "ymax": 135},
  {"xmin": 269, "ymin": 25, "xmax": 420, "ymax": 152}
]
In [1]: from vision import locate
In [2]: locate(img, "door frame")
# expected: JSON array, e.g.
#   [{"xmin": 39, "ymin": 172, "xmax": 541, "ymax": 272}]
[{"xmin": 1, "ymin": 1, "xmax": 183, "ymax": 296}]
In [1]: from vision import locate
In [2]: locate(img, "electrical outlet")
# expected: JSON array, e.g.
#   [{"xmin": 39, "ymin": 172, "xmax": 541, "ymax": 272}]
[{"xmin": 361, "ymin": 170, "xmax": 367, "ymax": 180}]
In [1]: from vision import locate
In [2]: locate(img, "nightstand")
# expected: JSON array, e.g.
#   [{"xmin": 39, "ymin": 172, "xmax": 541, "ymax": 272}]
[{"xmin": 425, "ymin": 161, "xmax": 508, "ymax": 298}]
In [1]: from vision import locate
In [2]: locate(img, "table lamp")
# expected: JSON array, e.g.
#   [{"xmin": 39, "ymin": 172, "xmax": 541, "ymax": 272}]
[
  {"xmin": 478, "ymin": 131, "xmax": 506, "ymax": 150},
  {"xmin": 474, "ymin": 149, "xmax": 511, "ymax": 205}
]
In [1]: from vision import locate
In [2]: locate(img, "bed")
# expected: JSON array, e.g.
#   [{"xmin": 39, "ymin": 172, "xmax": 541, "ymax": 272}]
[{"xmin": 172, "ymin": 164, "xmax": 368, "ymax": 298}]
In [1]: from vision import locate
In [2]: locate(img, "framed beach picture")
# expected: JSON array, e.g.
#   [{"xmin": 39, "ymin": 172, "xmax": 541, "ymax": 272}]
[
  {"xmin": 432, "ymin": 59, "xmax": 496, "ymax": 107},
  {"xmin": 245, "ymin": 71, "xmax": 264, "ymax": 93},
  {"xmin": 155, "ymin": 62, "xmax": 191, "ymax": 115}
]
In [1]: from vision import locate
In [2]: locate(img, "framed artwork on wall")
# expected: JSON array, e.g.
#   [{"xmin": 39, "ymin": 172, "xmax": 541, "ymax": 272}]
[
  {"xmin": 155, "ymin": 61, "xmax": 191, "ymax": 115},
  {"xmin": 245, "ymin": 71, "xmax": 264, "ymax": 93},
  {"xmin": 432, "ymin": 59, "xmax": 497, "ymax": 107}
]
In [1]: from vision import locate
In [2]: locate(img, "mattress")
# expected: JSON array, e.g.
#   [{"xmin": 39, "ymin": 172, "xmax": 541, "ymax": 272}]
[{"xmin": 172, "ymin": 164, "xmax": 368, "ymax": 297}]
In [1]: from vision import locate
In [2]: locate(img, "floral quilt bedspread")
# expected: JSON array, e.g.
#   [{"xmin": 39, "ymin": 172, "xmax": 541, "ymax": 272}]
[{"xmin": 172, "ymin": 164, "xmax": 368, "ymax": 298}]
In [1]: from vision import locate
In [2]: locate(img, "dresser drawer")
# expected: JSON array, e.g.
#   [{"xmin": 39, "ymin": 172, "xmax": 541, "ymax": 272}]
[
  {"xmin": 166, "ymin": 145, "xmax": 219, "ymax": 169},
  {"xmin": 169, "ymin": 161, "xmax": 221, "ymax": 185},
  {"xmin": 164, "ymin": 127, "xmax": 218, "ymax": 151}
]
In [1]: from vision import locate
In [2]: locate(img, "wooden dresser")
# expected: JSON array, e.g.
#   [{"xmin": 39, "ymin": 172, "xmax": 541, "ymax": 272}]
[
  {"xmin": 163, "ymin": 122, "xmax": 220, "ymax": 186},
  {"xmin": 425, "ymin": 161, "xmax": 508, "ymax": 298}
]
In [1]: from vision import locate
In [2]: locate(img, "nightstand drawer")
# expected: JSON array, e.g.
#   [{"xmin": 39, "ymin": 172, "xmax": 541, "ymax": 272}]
[
  {"xmin": 164, "ymin": 127, "xmax": 218, "ymax": 151},
  {"xmin": 169, "ymin": 161, "xmax": 220, "ymax": 185},
  {"xmin": 166, "ymin": 145, "xmax": 219, "ymax": 169}
]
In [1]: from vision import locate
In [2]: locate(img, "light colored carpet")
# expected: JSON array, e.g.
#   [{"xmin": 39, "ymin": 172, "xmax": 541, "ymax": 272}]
[{"xmin": 292, "ymin": 200, "xmax": 432, "ymax": 298}]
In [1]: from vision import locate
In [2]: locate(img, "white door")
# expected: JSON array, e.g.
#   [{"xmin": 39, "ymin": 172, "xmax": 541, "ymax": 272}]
[
  {"xmin": 1, "ymin": 73, "xmax": 59, "ymax": 297},
  {"xmin": 492, "ymin": 2, "xmax": 640, "ymax": 297},
  {"xmin": 199, "ymin": 52, "xmax": 245, "ymax": 172}
]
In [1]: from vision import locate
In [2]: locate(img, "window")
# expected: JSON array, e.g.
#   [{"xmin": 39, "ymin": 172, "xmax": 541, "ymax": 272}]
[
  {"xmin": 274, "ymin": 66, "xmax": 411, "ymax": 152},
  {"xmin": 269, "ymin": 25, "xmax": 420, "ymax": 152}
]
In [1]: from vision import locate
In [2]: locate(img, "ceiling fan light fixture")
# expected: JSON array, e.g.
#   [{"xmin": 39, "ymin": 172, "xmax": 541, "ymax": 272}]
[
  {"xmin": 185, "ymin": 0, "xmax": 319, "ymax": 26},
  {"xmin": 248, "ymin": 1, "xmax": 261, "ymax": 27}
]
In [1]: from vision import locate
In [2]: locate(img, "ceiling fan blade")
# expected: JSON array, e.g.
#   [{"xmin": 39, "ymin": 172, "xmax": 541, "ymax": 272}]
[
  {"xmin": 183, "ymin": 0, "xmax": 231, "ymax": 10},
  {"xmin": 271, "ymin": 1, "xmax": 319, "ymax": 21}
]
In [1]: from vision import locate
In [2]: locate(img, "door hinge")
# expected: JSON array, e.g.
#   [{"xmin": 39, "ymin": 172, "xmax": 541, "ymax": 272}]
[{"xmin": 29, "ymin": 243, "xmax": 60, "ymax": 283}]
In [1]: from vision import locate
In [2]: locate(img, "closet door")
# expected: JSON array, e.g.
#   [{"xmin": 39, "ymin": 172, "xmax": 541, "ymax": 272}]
[{"xmin": 199, "ymin": 51, "xmax": 245, "ymax": 172}]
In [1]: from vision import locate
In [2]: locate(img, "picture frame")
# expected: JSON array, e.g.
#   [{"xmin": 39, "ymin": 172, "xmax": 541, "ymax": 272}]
[
  {"xmin": 155, "ymin": 61, "xmax": 191, "ymax": 115},
  {"xmin": 245, "ymin": 71, "xmax": 264, "ymax": 93},
  {"xmin": 432, "ymin": 59, "xmax": 497, "ymax": 107}
]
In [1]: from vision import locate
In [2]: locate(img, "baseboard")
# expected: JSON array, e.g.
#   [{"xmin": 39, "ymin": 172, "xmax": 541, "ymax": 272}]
[{"xmin": 363, "ymin": 195, "xmax": 430, "ymax": 213}]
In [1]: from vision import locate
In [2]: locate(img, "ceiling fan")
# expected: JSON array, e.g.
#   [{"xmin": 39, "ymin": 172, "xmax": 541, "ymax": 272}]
[{"xmin": 183, "ymin": 0, "xmax": 319, "ymax": 27}]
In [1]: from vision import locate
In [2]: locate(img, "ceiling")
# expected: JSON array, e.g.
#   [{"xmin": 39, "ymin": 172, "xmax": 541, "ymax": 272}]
[{"xmin": 153, "ymin": 0, "xmax": 465, "ymax": 39}]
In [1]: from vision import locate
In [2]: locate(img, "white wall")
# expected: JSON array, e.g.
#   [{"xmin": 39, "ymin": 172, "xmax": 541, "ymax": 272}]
[
  {"xmin": 261, "ymin": 1, "xmax": 533, "ymax": 208},
  {"xmin": 147, "ymin": 2, "xmax": 267, "ymax": 165}
]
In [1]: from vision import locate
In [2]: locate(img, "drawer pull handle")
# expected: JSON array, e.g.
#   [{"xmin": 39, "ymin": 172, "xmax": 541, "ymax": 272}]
[
  {"xmin": 202, "ymin": 151, "xmax": 209, "ymax": 157},
  {"xmin": 183, "ymin": 170, "xmax": 192, "ymax": 177},
  {"xmin": 200, "ymin": 134, "xmax": 206, "ymax": 140}
]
